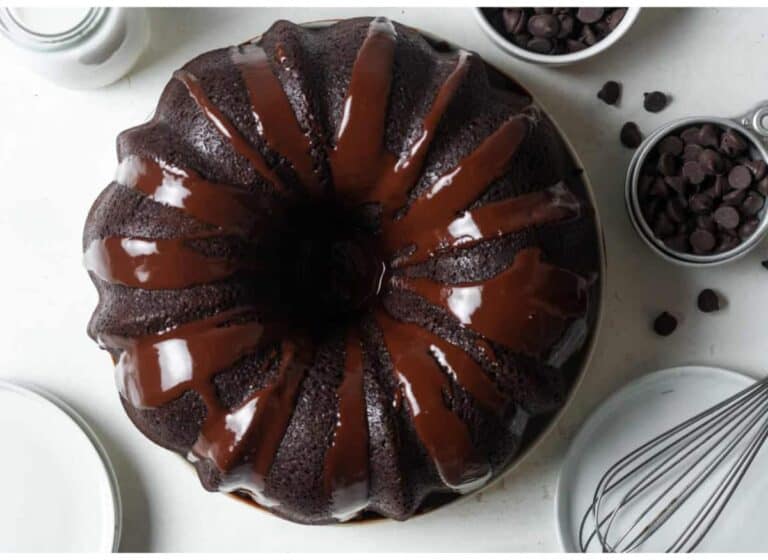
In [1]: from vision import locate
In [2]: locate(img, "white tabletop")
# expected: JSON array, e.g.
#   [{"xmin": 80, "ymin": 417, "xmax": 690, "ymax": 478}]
[{"xmin": 1, "ymin": 7, "xmax": 767, "ymax": 552}]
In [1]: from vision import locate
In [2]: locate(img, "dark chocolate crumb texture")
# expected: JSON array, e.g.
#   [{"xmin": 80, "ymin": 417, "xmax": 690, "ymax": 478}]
[{"xmin": 83, "ymin": 17, "xmax": 602, "ymax": 524}]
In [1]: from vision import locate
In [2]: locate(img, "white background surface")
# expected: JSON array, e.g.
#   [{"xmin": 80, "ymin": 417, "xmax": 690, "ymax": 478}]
[{"xmin": 1, "ymin": 7, "xmax": 768, "ymax": 552}]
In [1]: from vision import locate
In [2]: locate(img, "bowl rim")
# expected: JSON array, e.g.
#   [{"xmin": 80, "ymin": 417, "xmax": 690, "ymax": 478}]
[
  {"xmin": 473, "ymin": 7, "xmax": 641, "ymax": 66},
  {"xmin": 223, "ymin": 16, "xmax": 608, "ymax": 525},
  {"xmin": 625, "ymin": 114, "xmax": 768, "ymax": 266}
]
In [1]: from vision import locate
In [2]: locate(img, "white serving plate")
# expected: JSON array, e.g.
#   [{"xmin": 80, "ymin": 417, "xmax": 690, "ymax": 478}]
[
  {"xmin": 0, "ymin": 380, "xmax": 121, "ymax": 552},
  {"xmin": 557, "ymin": 365, "xmax": 768, "ymax": 553}
]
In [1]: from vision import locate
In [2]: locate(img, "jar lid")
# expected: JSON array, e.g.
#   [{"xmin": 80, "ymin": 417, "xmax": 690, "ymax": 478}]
[{"xmin": 0, "ymin": 7, "xmax": 108, "ymax": 52}]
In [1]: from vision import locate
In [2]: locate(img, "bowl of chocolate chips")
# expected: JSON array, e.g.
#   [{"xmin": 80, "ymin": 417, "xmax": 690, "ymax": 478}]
[
  {"xmin": 476, "ymin": 7, "xmax": 640, "ymax": 65},
  {"xmin": 626, "ymin": 103, "xmax": 768, "ymax": 266}
]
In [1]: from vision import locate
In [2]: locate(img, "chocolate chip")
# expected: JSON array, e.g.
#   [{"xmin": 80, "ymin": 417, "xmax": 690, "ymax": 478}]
[
  {"xmin": 689, "ymin": 193, "xmax": 713, "ymax": 214},
  {"xmin": 528, "ymin": 14, "xmax": 560, "ymax": 38},
  {"xmin": 557, "ymin": 14, "xmax": 575, "ymax": 38},
  {"xmin": 653, "ymin": 212, "xmax": 676, "ymax": 238},
  {"xmin": 696, "ymin": 214, "xmax": 716, "ymax": 232},
  {"xmin": 681, "ymin": 127, "xmax": 701, "ymax": 145},
  {"xmin": 682, "ymin": 160, "xmax": 706, "ymax": 184},
  {"xmin": 722, "ymin": 188, "xmax": 746, "ymax": 206},
  {"xmin": 757, "ymin": 176, "xmax": 768, "ymax": 196},
  {"xmin": 697, "ymin": 289, "xmax": 720, "ymax": 312},
  {"xmin": 644, "ymin": 91, "xmax": 669, "ymax": 113},
  {"xmin": 739, "ymin": 218, "xmax": 760, "ymax": 240},
  {"xmin": 745, "ymin": 159, "xmax": 767, "ymax": 181},
  {"xmin": 698, "ymin": 149, "xmax": 725, "ymax": 175},
  {"xmin": 658, "ymin": 135, "xmax": 684, "ymax": 156},
  {"xmin": 714, "ymin": 205, "xmax": 741, "ymax": 229},
  {"xmin": 690, "ymin": 228, "xmax": 716, "ymax": 253},
  {"xmin": 664, "ymin": 233, "xmax": 689, "ymax": 252},
  {"xmin": 666, "ymin": 197, "xmax": 687, "ymax": 223},
  {"xmin": 582, "ymin": 24, "xmax": 597, "ymax": 45},
  {"xmin": 707, "ymin": 175, "xmax": 728, "ymax": 199},
  {"xmin": 576, "ymin": 7, "xmax": 604, "ymax": 23},
  {"xmin": 527, "ymin": 37, "xmax": 553, "ymax": 53},
  {"xmin": 716, "ymin": 234, "xmax": 740, "ymax": 252},
  {"xmin": 728, "ymin": 165, "xmax": 752, "ymax": 190},
  {"xmin": 597, "ymin": 80, "xmax": 621, "ymax": 105},
  {"xmin": 621, "ymin": 122, "xmax": 643, "ymax": 148},
  {"xmin": 486, "ymin": 8, "xmax": 625, "ymax": 57},
  {"xmin": 683, "ymin": 144, "xmax": 703, "ymax": 162},
  {"xmin": 606, "ymin": 7, "xmax": 626, "ymax": 29},
  {"xmin": 762, "ymin": 260, "xmax": 768, "ymax": 270},
  {"xmin": 649, "ymin": 177, "xmax": 668, "ymax": 198},
  {"xmin": 698, "ymin": 124, "xmax": 720, "ymax": 148},
  {"xmin": 502, "ymin": 8, "xmax": 527, "ymax": 34},
  {"xmin": 664, "ymin": 175, "xmax": 688, "ymax": 195},
  {"xmin": 653, "ymin": 312, "xmax": 678, "ymax": 336},
  {"xmin": 720, "ymin": 129, "xmax": 749, "ymax": 156},
  {"xmin": 741, "ymin": 192, "xmax": 765, "ymax": 216},
  {"xmin": 658, "ymin": 152, "xmax": 678, "ymax": 176}
]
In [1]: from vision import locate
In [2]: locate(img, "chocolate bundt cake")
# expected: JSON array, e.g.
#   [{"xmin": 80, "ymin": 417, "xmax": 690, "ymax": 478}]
[{"xmin": 84, "ymin": 16, "xmax": 602, "ymax": 524}]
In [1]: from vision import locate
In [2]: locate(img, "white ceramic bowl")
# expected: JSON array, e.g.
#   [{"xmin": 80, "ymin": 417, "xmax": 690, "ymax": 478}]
[{"xmin": 474, "ymin": 7, "xmax": 641, "ymax": 66}]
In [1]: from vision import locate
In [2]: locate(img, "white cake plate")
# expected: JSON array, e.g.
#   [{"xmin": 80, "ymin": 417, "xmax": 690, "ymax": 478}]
[
  {"xmin": 0, "ymin": 379, "xmax": 121, "ymax": 552},
  {"xmin": 556, "ymin": 365, "xmax": 768, "ymax": 553}
]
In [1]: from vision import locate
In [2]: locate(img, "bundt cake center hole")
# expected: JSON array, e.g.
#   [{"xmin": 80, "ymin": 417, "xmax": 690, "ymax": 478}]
[{"xmin": 276, "ymin": 201, "xmax": 385, "ymax": 325}]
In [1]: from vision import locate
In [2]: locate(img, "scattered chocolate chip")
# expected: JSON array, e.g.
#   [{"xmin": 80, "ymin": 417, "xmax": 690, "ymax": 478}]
[
  {"xmin": 762, "ymin": 260, "xmax": 768, "ymax": 270},
  {"xmin": 597, "ymin": 80, "xmax": 621, "ymax": 105},
  {"xmin": 653, "ymin": 312, "xmax": 678, "ymax": 336},
  {"xmin": 621, "ymin": 121, "xmax": 643, "ymax": 148},
  {"xmin": 644, "ymin": 91, "xmax": 669, "ymax": 113},
  {"xmin": 697, "ymin": 289, "xmax": 720, "ymax": 312},
  {"xmin": 713, "ymin": 205, "xmax": 741, "ymax": 229}
]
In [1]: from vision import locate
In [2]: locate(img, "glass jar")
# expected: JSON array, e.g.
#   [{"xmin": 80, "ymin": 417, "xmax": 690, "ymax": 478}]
[{"xmin": 0, "ymin": 7, "xmax": 150, "ymax": 89}]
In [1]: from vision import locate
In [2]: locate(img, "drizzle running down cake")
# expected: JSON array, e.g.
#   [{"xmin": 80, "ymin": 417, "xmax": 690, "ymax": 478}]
[{"xmin": 84, "ymin": 17, "xmax": 602, "ymax": 524}]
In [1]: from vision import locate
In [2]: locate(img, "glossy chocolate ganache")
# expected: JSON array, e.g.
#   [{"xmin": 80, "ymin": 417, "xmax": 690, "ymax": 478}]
[{"xmin": 84, "ymin": 17, "xmax": 602, "ymax": 524}]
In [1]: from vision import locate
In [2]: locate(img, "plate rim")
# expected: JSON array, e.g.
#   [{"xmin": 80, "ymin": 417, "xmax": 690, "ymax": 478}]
[
  {"xmin": 554, "ymin": 364, "xmax": 758, "ymax": 552},
  {"xmin": 0, "ymin": 379, "xmax": 122, "ymax": 552}
]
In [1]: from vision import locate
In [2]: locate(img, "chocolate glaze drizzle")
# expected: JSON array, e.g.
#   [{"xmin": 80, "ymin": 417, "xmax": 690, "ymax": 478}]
[
  {"xmin": 230, "ymin": 43, "xmax": 321, "ymax": 195},
  {"xmin": 88, "ymin": 17, "xmax": 593, "ymax": 521},
  {"xmin": 323, "ymin": 329, "xmax": 369, "ymax": 520}
]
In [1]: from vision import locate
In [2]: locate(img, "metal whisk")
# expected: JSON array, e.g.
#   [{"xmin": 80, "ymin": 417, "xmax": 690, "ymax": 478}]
[{"xmin": 578, "ymin": 376, "xmax": 768, "ymax": 552}]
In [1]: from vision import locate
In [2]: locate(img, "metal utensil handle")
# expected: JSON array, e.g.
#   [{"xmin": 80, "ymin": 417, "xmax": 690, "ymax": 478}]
[{"xmin": 735, "ymin": 100, "xmax": 768, "ymax": 146}]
